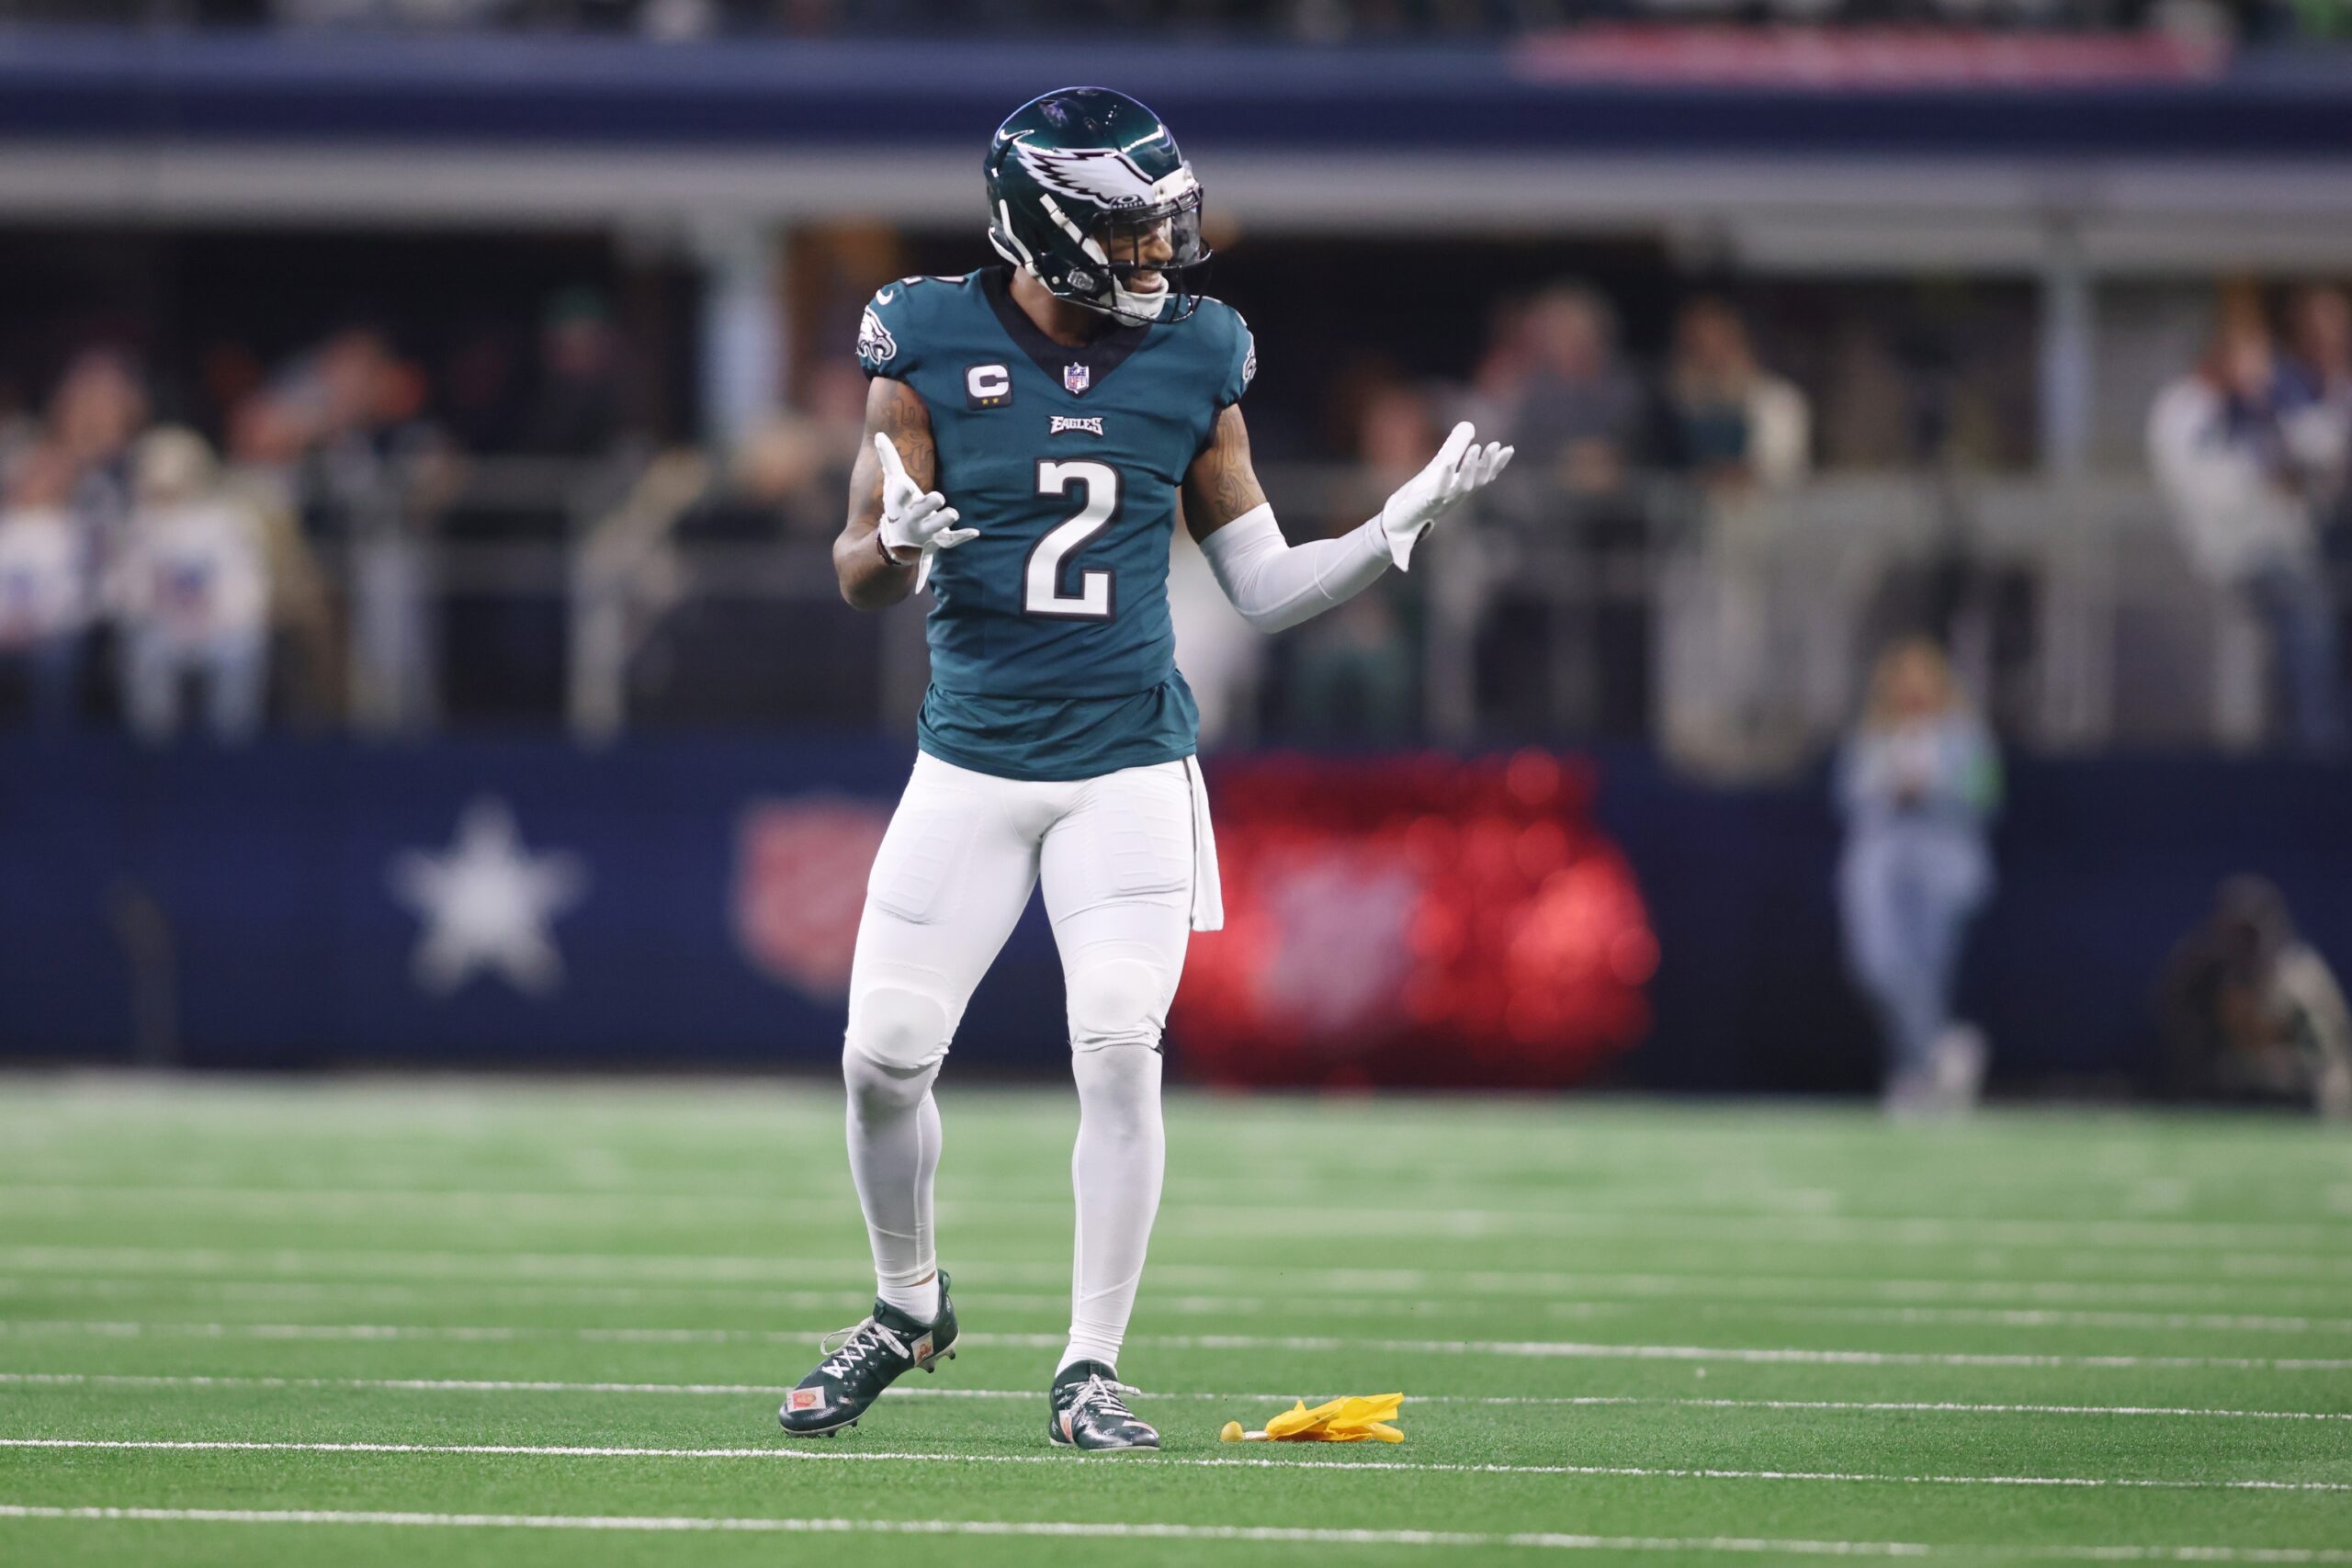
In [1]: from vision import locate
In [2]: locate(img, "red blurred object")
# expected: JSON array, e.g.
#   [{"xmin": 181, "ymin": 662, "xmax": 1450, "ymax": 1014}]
[{"xmin": 1171, "ymin": 750, "xmax": 1654, "ymax": 1089}]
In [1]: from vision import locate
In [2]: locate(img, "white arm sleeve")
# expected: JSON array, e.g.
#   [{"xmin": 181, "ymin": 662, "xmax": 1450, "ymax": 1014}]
[{"xmin": 1193, "ymin": 502, "xmax": 1398, "ymax": 635}]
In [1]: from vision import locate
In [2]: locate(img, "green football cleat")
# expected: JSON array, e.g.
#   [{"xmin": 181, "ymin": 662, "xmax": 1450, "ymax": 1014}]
[
  {"xmin": 1046, "ymin": 1359, "xmax": 1159, "ymax": 1453},
  {"xmin": 777, "ymin": 1273, "xmax": 957, "ymax": 1438}
]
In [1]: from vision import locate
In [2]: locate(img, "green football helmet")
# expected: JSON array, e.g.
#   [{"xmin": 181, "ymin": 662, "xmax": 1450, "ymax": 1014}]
[{"xmin": 984, "ymin": 86, "xmax": 1210, "ymax": 326}]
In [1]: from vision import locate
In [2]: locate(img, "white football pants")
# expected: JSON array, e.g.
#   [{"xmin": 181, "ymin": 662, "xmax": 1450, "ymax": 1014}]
[{"xmin": 840, "ymin": 750, "xmax": 1218, "ymax": 1374}]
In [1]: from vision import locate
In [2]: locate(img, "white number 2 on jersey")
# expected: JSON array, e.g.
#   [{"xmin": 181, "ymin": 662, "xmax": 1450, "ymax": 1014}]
[{"xmin": 1024, "ymin": 460, "xmax": 1119, "ymax": 620}]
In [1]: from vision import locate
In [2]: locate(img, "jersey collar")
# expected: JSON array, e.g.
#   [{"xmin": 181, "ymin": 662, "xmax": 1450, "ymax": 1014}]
[{"xmin": 981, "ymin": 267, "xmax": 1150, "ymax": 396}]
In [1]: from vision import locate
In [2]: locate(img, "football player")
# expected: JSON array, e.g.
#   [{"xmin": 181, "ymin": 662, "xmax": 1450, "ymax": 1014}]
[{"xmin": 778, "ymin": 85, "xmax": 1510, "ymax": 1451}]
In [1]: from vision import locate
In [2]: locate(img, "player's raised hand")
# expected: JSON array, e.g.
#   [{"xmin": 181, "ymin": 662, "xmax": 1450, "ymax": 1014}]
[
  {"xmin": 875, "ymin": 432, "xmax": 977, "ymax": 564},
  {"xmin": 1375, "ymin": 421, "xmax": 1513, "ymax": 569}
]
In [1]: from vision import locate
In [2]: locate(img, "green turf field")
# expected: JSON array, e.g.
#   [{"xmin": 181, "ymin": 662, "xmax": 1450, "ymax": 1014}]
[{"xmin": 0, "ymin": 1077, "xmax": 2346, "ymax": 1566}]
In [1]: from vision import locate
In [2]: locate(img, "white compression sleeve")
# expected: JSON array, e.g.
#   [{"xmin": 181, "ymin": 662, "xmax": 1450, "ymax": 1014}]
[{"xmin": 1193, "ymin": 502, "xmax": 1404, "ymax": 634}]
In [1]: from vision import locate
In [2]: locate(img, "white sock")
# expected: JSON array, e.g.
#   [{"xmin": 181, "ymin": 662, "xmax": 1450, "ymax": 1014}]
[
  {"xmin": 1058, "ymin": 1045, "xmax": 1164, "ymax": 1375},
  {"xmin": 878, "ymin": 1272, "xmax": 941, "ymax": 1323},
  {"xmin": 842, "ymin": 1050, "xmax": 944, "ymax": 1323}
]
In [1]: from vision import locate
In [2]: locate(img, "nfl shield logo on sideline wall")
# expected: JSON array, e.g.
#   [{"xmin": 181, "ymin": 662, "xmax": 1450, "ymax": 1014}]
[
  {"xmin": 732, "ymin": 798, "xmax": 892, "ymax": 998},
  {"xmin": 1063, "ymin": 363, "xmax": 1091, "ymax": 395}
]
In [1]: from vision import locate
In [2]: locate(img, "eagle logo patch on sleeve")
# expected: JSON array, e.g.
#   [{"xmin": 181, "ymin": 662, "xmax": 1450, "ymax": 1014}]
[{"xmin": 857, "ymin": 306, "xmax": 897, "ymax": 367}]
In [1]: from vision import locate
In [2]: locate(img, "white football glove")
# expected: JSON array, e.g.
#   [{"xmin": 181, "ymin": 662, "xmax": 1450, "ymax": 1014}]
[
  {"xmin": 874, "ymin": 432, "xmax": 977, "ymax": 566},
  {"xmin": 1376, "ymin": 421, "xmax": 1513, "ymax": 569}
]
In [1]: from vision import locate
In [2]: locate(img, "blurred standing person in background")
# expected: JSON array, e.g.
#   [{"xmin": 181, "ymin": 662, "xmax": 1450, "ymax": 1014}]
[
  {"xmin": 288, "ymin": 327, "xmax": 449, "ymax": 733},
  {"xmin": 1282, "ymin": 382, "xmax": 1431, "ymax": 739},
  {"xmin": 520, "ymin": 288, "xmax": 630, "ymax": 459},
  {"xmin": 1838, "ymin": 638, "xmax": 2001, "ymax": 1116},
  {"xmin": 2278, "ymin": 285, "xmax": 2352, "ymax": 671},
  {"xmin": 1663, "ymin": 296, "xmax": 1811, "ymax": 494},
  {"xmin": 1484, "ymin": 283, "xmax": 1652, "ymax": 733},
  {"xmin": 2149, "ymin": 304, "xmax": 2343, "ymax": 754},
  {"xmin": 2278, "ymin": 285, "xmax": 2352, "ymax": 520},
  {"xmin": 1656, "ymin": 296, "xmax": 1815, "ymax": 775},
  {"xmin": 225, "ymin": 392, "xmax": 337, "ymax": 723},
  {"xmin": 0, "ymin": 446, "xmax": 92, "ymax": 728},
  {"xmin": 1504, "ymin": 285, "xmax": 1644, "ymax": 500},
  {"xmin": 114, "ymin": 427, "xmax": 271, "ymax": 744},
  {"xmin": 2159, "ymin": 876, "xmax": 2352, "ymax": 1119},
  {"xmin": 50, "ymin": 348, "xmax": 146, "ymax": 562}
]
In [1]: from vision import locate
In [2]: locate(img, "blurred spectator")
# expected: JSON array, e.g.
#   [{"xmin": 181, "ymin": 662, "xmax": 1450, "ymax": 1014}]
[
  {"xmin": 283, "ymin": 326, "xmax": 450, "ymax": 731},
  {"xmin": 0, "ymin": 445, "xmax": 93, "ymax": 728},
  {"xmin": 1664, "ymin": 297, "xmax": 1810, "ymax": 493},
  {"xmin": 804, "ymin": 360, "xmax": 871, "ymax": 502},
  {"xmin": 1480, "ymin": 283, "xmax": 1656, "ymax": 736},
  {"xmin": 2278, "ymin": 284, "xmax": 2352, "ymax": 530},
  {"xmin": 1283, "ymin": 382, "xmax": 1428, "ymax": 739},
  {"xmin": 679, "ymin": 411, "xmax": 836, "ymax": 542},
  {"xmin": 224, "ymin": 393, "xmax": 339, "ymax": 722},
  {"xmin": 1500, "ymin": 284, "xmax": 1645, "ymax": 502},
  {"xmin": 520, "ymin": 288, "xmax": 629, "ymax": 459},
  {"xmin": 50, "ymin": 347, "xmax": 148, "ymax": 560},
  {"xmin": 2148, "ymin": 305, "xmax": 2343, "ymax": 754},
  {"xmin": 1836, "ymin": 638, "xmax": 2000, "ymax": 1116},
  {"xmin": 113, "ymin": 427, "xmax": 272, "ymax": 744},
  {"xmin": 2158, "ymin": 875, "xmax": 2352, "ymax": 1118},
  {"xmin": 441, "ymin": 321, "xmax": 527, "ymax": 455}
]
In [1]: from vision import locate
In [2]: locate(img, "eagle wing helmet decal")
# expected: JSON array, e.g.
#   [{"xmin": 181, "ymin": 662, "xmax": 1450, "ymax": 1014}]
[{"xmin": 1012, "ymin": 141, "xmax": 1168, "ymax": 210}]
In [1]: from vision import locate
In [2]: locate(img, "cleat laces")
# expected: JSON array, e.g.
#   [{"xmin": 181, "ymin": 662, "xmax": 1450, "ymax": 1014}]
[
  {"xmin": 817, "ymin": 1317, "xmax": 910, "ymax": 1381},
  {"xmin": 1069, "ymin": 1373, "xmax": 1143, "ymax": 1422}
]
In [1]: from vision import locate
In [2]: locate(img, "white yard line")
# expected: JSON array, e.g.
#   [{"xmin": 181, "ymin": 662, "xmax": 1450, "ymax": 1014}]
[
  {"xmin": 13, "ymin": 1505, "xmax": 2352, "ymax": 1561},
  {"xmin": 1727, "ymin": 1305, "xmax": 2352, "ymax": 1336},
  {"xmin": 5, "ymin": 1372, "xmax": 2350, "ymax": 1424},
  {"xmin": 6, "ymin": 1319, "xmax": 2352, "ymax": 1370},
  {"xmin": 9, "ymin": 1181, "xmax": 2349, "ymax": 1252},
  {"xmin": 12, "ymin": 1277, "xmax": 2347, "ymax": 1335},
  {"xmin": 4, "ymin": 1438, "xmax": 2346, "ymax": 1495},
  {"xmin": 6, "ymin": 1246, "xmax": 2348, "ymax": 1307}
]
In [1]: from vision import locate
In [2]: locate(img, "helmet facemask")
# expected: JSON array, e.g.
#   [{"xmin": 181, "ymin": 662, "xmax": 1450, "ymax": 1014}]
[{"xmin": 1086, "ymin": 194, "xmax": 1209, "ymax": 325}]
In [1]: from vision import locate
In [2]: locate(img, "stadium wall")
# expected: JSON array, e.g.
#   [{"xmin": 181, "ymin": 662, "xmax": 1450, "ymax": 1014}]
[{"xmin": 3, "ymin": 734, "xmax": 2344, "ymax": 1096}]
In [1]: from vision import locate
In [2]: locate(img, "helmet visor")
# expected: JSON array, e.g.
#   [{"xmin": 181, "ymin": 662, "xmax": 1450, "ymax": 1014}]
[{"xmin": 1091, "ymin": 189, "xmax": 1209, "ymax": 285}]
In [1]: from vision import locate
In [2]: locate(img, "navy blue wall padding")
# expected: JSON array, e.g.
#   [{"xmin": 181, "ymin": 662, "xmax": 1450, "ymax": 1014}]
[{"xmin": 3, "ymin": 732, "xmax": 2346, "ymax": 1095}]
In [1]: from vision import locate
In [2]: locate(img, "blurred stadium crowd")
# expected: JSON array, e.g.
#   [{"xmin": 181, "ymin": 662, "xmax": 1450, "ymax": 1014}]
[
  {"xmin": 6, "ymin": 0, "xmax": 2343, "ymax": 41},
  {"xmin": 4, "ymin": 267, "xmax": 2349, "ymax": 761}
]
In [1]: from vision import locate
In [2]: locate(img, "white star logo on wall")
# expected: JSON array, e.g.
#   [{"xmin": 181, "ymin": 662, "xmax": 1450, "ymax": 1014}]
[{"xmin": 390, "ymin": 796, "xmax": 588, "ymax": 998}]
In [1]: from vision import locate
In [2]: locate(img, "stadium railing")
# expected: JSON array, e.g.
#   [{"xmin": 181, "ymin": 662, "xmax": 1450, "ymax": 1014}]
[{"xmin": 257, "ymin": 457, "xmax": 2290, "ymax": 767}]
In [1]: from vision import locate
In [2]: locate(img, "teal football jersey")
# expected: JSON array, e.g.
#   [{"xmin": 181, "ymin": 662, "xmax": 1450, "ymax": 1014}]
[{"xmin": 857, "ymin": 267, "xmax": 1255, "ymax": 782}]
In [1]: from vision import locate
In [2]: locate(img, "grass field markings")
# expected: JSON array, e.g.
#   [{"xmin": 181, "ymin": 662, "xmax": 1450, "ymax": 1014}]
[
  {"xmin": 15, "ymin": 1159, "xmax": 2343, "ymax": 1215},
  {"xmin": 8, "ymin": 1246, "xmax": 2352, "ymax": 1303},
  {"xmin": 1701, "ymin": 1305, "xmax": 2352, "ymax": 1336},
  {"xmin": 7, "ymin": 1507, "xmax": 2352, "ymax": 1564},
  {"xmin": 13, "ymin": 1182, "xmax": 2352, "ymax": 1254},
  {"xmin": 0, "ymin": 1278, "xmax": 1077, "ymax": 1314},
  {"xmin": 12, "ymin": 1276, "xmax": 2352, "ymax": 1337},
  {"xmin": 8, "ymin": 1371, "xmax": 2352, "ymax": 1424},
  {"xmin": 6, "ymin": 1438, "xmax": 2348, "ymax": 1495},
  {"xmin": 22, "ymin": 1166, "xmax": 2336, "ymax": 1220},
  {"xmin": 11, "ymin": 1319, "xmax": 2352, "ymax": 1371}
]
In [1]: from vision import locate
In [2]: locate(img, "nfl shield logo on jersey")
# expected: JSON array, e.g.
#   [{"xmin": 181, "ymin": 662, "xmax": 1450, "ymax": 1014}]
[
  {"xmin": 732, "ymin": 798, "xmax": 892, "ymax": 998},
  {"xmin": 1063, "ymin": 363, "xmax": 1091, "ymax": 395}
]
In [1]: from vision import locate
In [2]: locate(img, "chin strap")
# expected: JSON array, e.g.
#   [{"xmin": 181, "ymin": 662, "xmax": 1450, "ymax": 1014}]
[{"xmin": 1108, "ymin": 279, "xmax": 1173, "ymax": 321}]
